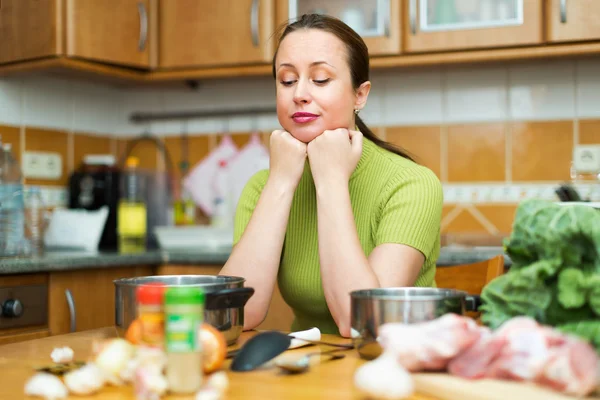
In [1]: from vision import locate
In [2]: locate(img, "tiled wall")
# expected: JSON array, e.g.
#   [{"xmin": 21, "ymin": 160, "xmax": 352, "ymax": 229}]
[{"xmin": 1, "ymin": 56, "xmax": 600, "ymax": 236}]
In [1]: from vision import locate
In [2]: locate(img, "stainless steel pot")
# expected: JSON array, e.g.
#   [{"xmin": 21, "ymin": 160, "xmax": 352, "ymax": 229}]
[
  {"xmin": 114, "ymin": 275, "xmax": 254, "ymax": 346},
  {"xmin": 350, "ymin": 287, "xmax": 480, "ymax": 360}
]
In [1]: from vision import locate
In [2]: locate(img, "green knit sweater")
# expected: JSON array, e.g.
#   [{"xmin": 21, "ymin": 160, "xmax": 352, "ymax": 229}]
[{"xmin": 233, "ymin": 137, "xmax": 443, "ymax": 334}]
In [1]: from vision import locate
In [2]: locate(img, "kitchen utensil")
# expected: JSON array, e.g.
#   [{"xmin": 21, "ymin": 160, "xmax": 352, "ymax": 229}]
[
  {"xmin": 350, "ymin": 287, "xmax": 480, "ymax": 360},
  {"xmin": 230, "ymin": 331, "xmax": 292, "ymax": 372},
  {"xmin": 275, "ymin": 348, "xmax": 346, "ymax": 374},
  {"xmin": 226, "ymin": 331, "xmax": 354, "ymax": 359},
  {"xmin": 113, "ymin": 275, "xmax": 254, "ymax": 345}
]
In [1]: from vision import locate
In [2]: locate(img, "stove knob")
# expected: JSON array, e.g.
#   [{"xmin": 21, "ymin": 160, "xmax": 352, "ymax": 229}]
[{"xmin": 2, "ymin": 299, "xmax": 23, "ymax": 317}]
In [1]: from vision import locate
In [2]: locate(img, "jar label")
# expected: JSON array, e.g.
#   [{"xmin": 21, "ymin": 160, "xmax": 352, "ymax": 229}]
[{"xmin": 165, "ymin": 313, "xmax": 201, "ymax": 352}]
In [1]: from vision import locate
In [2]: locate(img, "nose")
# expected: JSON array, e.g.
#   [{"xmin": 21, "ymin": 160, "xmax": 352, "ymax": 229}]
[{"xmin": 293, "ymin": 78, "xmax": 311, "ymax": 105}]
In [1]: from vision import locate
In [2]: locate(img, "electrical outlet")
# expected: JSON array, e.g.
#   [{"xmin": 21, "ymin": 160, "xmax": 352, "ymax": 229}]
[
  {"xmin": 573, "ymin": 145, "xmax": 600, "ymax": 173},
  {"xmin": 22, "ymin": 151, "xmax": 62, "ymax": 180}
]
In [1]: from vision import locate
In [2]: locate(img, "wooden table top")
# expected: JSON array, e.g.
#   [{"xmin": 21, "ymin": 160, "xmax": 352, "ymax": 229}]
[{"xmin": 0, "ymin": 327, "xmax": 437, "ymax": 400}]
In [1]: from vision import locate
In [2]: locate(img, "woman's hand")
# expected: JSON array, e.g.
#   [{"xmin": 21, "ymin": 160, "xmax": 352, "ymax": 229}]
[
  {"xmin": 268, "ymin": 129, "xmax": 307, "ymax": 190},
  {"xmin": 307, "ymin": 129, "xmax": 363, "ymax": 189}
]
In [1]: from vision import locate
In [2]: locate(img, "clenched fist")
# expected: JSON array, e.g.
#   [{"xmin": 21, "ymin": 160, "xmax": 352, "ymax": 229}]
[
  {"xmin": 307, "ymin": 129, "xmax": 363, "ymax": 189},
  {"xmin": 268, "ymin": 130, "xmax": 307, "ymax": 190}
]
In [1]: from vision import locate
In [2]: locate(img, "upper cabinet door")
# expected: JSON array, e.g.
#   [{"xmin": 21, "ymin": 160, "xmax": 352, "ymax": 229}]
[
  {"xmin": 404, "ymin": 0, "xmax": 543, "ymax": 53},
  {"xmin": 278, "ymin": 0, "xmax": 401, "ymax": 55},
  {"xmin": 159, "ymin": 0, "xmax": 275, "ymax": 69},
  {"xmin": 65, "ymin": 0, "xmax": 157, "ymax": 69},
  {"xmin": 547, "ymin": 0, "xmax": 600, "ymax": 43},
  {"xmin": 0, "ymin": 0, "xmax": 62, "ymax": 65}
]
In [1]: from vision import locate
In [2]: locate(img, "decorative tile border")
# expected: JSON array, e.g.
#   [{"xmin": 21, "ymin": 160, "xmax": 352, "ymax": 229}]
[{"xmin": 442, "ymin": 182, "xmax": 600, "ymax": 204}]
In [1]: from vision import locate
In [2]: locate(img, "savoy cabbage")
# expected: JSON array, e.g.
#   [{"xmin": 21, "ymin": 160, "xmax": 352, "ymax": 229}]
[{"xmin": 479, "ymin": 199, "xmax": 600, "ymax": 352}]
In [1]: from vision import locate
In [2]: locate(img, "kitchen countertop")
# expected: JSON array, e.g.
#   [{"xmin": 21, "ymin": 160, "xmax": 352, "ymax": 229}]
[
  {"xmin": 0, "ymin": 328, "xmax": 589, "ymax": 400},
  {"xmin": 0, "ymin": 245, "xmax": 510, "ymax": 275}
]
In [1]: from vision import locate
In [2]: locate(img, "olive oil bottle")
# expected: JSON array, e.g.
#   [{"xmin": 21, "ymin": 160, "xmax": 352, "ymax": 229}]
[{"xmin": 118, "ymin": 157, "xmax": 147, "ymax": 253}]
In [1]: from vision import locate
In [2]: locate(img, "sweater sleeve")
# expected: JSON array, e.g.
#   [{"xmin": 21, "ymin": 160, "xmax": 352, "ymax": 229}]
[
  {"xmin": 375, "ymin": 166, "xmax": 443, "ymax": 260},
  {"xmin": 233, "ymin": 170, "xmax": 269, "ymax": 246}
]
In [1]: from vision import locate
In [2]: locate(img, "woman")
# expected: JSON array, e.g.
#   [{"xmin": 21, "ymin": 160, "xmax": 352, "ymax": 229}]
[{"xmin": 219, "ymin": 13, "xmax": 443, "ymax": 338}]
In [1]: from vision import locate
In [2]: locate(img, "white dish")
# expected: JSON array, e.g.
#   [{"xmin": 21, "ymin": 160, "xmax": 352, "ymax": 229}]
[{"xmin": 154, "ymin": 225, "xmax": 233, "ymax": 251}]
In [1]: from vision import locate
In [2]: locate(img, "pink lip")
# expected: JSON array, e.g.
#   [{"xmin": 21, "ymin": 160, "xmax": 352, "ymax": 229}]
[{"xmin": 292, "ymin": 112, "xmax": 319, "ymax": 123}]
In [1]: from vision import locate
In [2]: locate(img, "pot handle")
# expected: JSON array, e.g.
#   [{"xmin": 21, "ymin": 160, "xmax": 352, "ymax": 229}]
[
  {"xmin": 466, "ymin": 295, "xmax": 482, "ymax": 312},
  {"xmin": 205, "ymin": 287, "xmax": 255, "ymax": 310}
]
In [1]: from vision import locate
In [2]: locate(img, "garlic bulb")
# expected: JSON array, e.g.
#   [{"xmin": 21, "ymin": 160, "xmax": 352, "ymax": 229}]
[
  {"xmin": 93, "ymin": 338, "xmax": 135, "ymax": 385},
  {"xmin": 205, "ymin": 371, "xmax": 229, "ymax": 393},
  {"xmin": 354, "ymin": 353, "xmax": 414, "ymax": 400},
  {"xmin": 50, "ymin": 346, "xmax": 74, "ymax": 364},
  {"xmin": 24, "ymin": 373, "xmax": 68, "ymax": 400}
]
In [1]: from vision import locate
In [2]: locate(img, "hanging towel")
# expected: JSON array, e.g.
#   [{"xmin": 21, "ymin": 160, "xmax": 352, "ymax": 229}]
[
  {"xmin": 183, "ymin": 135, "xmax": 239, "ymax": 216},
  {"xmin": 226, "ymin": 133, "xmax": 270, "ymax": 210}
]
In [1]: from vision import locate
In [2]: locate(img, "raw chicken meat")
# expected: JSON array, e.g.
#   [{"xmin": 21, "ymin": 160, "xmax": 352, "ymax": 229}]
[
  {"xmin": 378, "ymin": 314, "xmax": 485, "ymax": 371},
  {"xmin": 447, "ymin": 317, "xmax": 599, "ymax": 397}
]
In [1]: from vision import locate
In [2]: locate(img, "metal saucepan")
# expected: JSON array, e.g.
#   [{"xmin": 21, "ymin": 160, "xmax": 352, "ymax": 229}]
[
  {"xmin": 114, "ymin": 275, "xmax": 254, "ymax": 346},
  {"xmin": 350, "ymin": 287, "xmax": 481, "ymax": 360}
]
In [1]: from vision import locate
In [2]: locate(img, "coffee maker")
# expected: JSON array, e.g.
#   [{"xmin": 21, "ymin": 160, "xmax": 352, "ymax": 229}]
[{"xmin": 68, "ymin": 155, "xmax": 121, "ymax": 251}]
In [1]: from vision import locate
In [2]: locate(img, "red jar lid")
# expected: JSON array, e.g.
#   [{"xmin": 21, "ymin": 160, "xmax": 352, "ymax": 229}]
[{"xmin": 137, "ymin": 282, "xmax": 165, "ymax": 305}]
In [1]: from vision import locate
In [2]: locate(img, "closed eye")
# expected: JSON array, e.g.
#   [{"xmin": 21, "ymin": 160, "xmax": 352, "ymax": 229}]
[
  {"xmin": 280, "ymin": 80, "xmax": 296, "ymax": 86},
  {"xmin": 313, "ymin": 79, "xmax": 330, "ymax": 85}
]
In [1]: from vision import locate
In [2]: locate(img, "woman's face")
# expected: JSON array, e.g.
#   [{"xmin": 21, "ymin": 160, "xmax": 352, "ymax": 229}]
[{"xmin": 274, "ymin": 29, "xmax": 370, "ymax": 143}]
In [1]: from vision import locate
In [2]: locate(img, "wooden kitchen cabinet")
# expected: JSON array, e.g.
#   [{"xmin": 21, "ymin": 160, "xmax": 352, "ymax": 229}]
[
  {"xmin": 0, "ymin": 0, "xmax": 63, "ymax": 65},
  {"xmin": 403, "ymin": 0, "xmax": 543, "ymax": 53},
  {"xmin": 276, "ymin": 0, "xmax": 402, "ymax": 55},
  {"xmin": 65, "ymin": 0, "xmax": 158, "ymax": 69},
  {"xmin": 546, "ymin": 0, "xmax": 600, "ymax": 43},
  {"xmin": 0, "ymin": 0, "xmax": 157, "ymax": 69},
  {"xmin": 159, "ymin": 0, "xmax": 275, "ymax": 68},
  {"xmin": 48, "ymin": 266, "xmax": 153, "ymax": 336}
]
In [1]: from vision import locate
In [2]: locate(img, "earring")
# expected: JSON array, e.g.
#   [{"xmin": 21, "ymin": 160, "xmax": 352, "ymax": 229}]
[{"xmin": 354, "ymin": 109, "xmax": 360, "ymax": 115}]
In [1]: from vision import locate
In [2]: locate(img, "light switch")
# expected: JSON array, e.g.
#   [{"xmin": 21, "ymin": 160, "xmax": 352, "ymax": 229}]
[{"xmin": 22, "ymin": 151, "xmax": 62, "ymax": 180}]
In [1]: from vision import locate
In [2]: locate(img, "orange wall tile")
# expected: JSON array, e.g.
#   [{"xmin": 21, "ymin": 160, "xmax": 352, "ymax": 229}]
[
  {"xmin": 117, "ymin": 137, "xmax": 159, "ymax": 171},
  {"xmin": 511, "ymin": 121, "xmax": 573, "ymax": 181},
  {"xmin": 73, "ymin": 133, "xmax": 112, "ymax": 170},
  {"xmin": 442, "ymin": 207, "xmax": 488, "ymax": 234},
  {"xmin": 218, "ymin": 132, "xmax": 251, "ymax": 149},
  {"xmin": 0, "ymin": 125, "xmax": 21, "ymax": 162},
  {"xmin": 476, "ymin": 205, "xmax": 518, "ymax": 234},
  {"xmin": 24, "ymin": 128, "xmax": 69, "ymax": 187},
  {"xmin": 447, "ymin": 123, "xmax": 506, "ymax": 182},
  {"xmin": 579, "ymin": 119, "xmax": 600, "ymax": 144},
  {"xmin": 386, "ymin": 125, "xmax": 441, "ymax": 178}
]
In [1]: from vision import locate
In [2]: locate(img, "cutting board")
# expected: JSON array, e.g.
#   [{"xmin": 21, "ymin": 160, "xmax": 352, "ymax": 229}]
[{"xmin": 413, "ymin": 373, "xmax": 600, "ymax": 400}]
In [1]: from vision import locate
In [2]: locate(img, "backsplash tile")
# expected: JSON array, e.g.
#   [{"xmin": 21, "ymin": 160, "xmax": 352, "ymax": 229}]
[
  {"xmin": 0, "ymin": 79, "xmax": 22, "ymax": 126},
  {"xmin": 22, "ymin": 77, "xmax": 73, "ymax": 131},
  {"xmin": 576, "ymin": 58, "xmax": 600, "ymax": 118},
  {"xmin": 73, "ymin": 133, "xmax": 113, "ymax": 171},
  {"xmin": 447, "ymin": 123, "xmax": 506, "ymax": 182},
  {"xmin": 510, "ymin": 121, "xmax": 573, "ymax": 181},
  {"xmin": 444, "ymin": 66, "xmax": 508, "ymax": 123},
  {"xmin": 386, "ymin": 125, "xmax": 441, "ymax": 178},
  {"xmin": 508, "ymin": 60, "xmax": 576, "ymax": 121},
  {"xmin": 579, "ymin": 119, "xmax": 600, "ymax": 144}
]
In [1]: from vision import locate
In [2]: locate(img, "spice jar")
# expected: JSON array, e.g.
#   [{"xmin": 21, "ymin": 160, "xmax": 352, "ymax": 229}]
[
  {"xmin": 164, "ymin": 287, "xmax": 205, "ymax": 394},
  {"xmin": 137, "ymin": 283, "xmax": 165, "ymax": 348}
]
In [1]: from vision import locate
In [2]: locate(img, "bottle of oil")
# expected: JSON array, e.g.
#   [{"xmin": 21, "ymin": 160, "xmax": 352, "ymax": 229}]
[{"xmin": 118, "ymin": 157, "xmax": 147, "ymax": 253}]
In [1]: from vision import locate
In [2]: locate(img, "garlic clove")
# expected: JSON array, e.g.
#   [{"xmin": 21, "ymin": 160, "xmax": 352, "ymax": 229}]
[
  {"xmin": 64, "ymin": 363, "xmax": 105, "ymax": 395},
  {"xmin": 354, "ymin": 352, "xmax": 415, "ymax": 400},
  {"xmin": 205, "ymin": 371, "xmax": 229, "ymax": 393},
  {"xmin": 50, "ymin": 346, "xmax": 74, "ymax": 364},
  {"xmin": 24, "ymin": 372, "xmax": 68, "ymax": 400}
]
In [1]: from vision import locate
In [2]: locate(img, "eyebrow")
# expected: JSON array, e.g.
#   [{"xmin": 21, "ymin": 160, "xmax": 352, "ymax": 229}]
[{"xmin": 277, "ymin": 61, "xmax": 335, "ymax": 70}]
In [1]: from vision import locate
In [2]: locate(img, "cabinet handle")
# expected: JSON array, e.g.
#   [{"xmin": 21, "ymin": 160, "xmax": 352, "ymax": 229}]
[
  {"xmin": 559, "ymin": 0, "xmax": 567, "ymax": 23},
  {"xmin": 251, "ymin": 0, "xmax": 260, "ymax": 47},
  {"xmin": 65, "ymin": 289, "xmax": 76, "ymax": 333},
  {"xmin": 409, "ymin": 0, "xmax": 417, "ymax": 35},
  {"xmin": 137, "ymin": 2, "xmax": 148, "ymax": 52}
]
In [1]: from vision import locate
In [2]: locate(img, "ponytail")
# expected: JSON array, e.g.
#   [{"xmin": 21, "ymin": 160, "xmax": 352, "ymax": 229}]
[{"xmin": 355, "ymin": 116, "xmax": 415, "ymax": 162}]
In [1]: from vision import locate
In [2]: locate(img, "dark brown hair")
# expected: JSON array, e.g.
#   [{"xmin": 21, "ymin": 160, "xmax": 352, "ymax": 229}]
[{"xmin": 271, "ymin": 13, "xmax": 414, "ymax": 161}]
